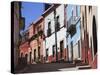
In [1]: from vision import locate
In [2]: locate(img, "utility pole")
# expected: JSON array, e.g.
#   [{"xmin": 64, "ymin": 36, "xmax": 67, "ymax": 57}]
[{"xmin": 54, "ymin": 9, "xmax": 58, "ymax": 62}]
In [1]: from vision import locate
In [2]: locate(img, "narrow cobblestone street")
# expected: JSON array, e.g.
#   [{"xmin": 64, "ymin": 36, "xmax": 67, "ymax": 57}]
[
  {"xmin": 11, "ymin": 2, "xmax": 97, "ymax": 74},
  {"xmin": 15, "ymin": 63, "xmax": 78, "ymax": 73}
]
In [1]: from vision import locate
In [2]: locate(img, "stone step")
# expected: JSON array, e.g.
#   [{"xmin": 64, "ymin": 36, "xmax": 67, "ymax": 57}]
[{"xmin": 78, "ymin": 65, "xmax": 91, "ymax": 69}]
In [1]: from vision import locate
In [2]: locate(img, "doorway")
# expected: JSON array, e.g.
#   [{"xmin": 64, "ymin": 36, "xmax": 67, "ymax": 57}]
[
  {"xmin": 60, "ymin": 40, "xmax": 64, "ymax": 59},
  {"xmin": 71, "ymin": 41, "xmax": 73, "ymax": 61},
  {"xmin": 34, "ymin": 49, "xmax": 36, "ymax": 61},
  {"xmin": 92, "ymin": 16, "xmax": 97, "ymax": 56}
]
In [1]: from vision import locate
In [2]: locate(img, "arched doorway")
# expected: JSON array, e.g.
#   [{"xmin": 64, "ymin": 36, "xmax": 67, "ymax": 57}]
[
  {"xmin": 92, "ymin": 16, "xmax": 97, "ymax": 55},
  {"xmin": 19, "ymin": 52, "xmax": 23, "ymax": 64},
  {"xmin": 25, "ymin": 54, "xmax": 28, "ymax": 64},
  {"xmin": 21, "ymin": 52, "xmax": 23, "ymax": 58}
]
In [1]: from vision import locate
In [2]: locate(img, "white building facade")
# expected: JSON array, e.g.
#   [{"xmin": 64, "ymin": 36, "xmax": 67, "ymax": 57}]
[{"xmin": 43, "ymin": 4, "xmax": 67, "ymax": 63}]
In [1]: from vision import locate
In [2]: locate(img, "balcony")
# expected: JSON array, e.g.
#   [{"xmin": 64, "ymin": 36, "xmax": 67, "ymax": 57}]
[
  {"xmin": 38, "ymin": 30, "xmax": 43, "ymax": 35},
  {"xmin": 29, "ymin": 30, "xmax": 44, "ymax": 42},
  {"xmin": 67, "ymin": 16, "xmax": 80, "ymax": 37}
]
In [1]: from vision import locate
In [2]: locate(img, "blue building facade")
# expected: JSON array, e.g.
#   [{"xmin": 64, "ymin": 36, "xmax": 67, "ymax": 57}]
[{"xmin": 66, "ymin": 5, "xmax": 81, "ymax": 62}]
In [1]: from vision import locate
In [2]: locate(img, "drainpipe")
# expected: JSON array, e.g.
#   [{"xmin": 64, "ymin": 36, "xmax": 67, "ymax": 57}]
[{"xmin": 54, "ymin": 9, "xmax": 58, "ymax": 62}]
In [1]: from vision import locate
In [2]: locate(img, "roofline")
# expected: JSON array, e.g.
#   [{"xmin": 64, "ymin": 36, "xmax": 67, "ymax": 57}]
[
  {"xmin": 42, "ymin": 5, "xmax": 54, "ymax": 16},
  {"xmin": 27, "ymin": 16, "xmax": 43, "ymax": 31},
  {"xmin": 26, "ymin": 4, "xmax": 60, "ymax": 31},
  {"xmin": 34, "ymin": 16, "xmax": 43, "ymax": 24},
  {"xmin": 42, "ymin": 4, "xmax": 60, "ymax": 17}
]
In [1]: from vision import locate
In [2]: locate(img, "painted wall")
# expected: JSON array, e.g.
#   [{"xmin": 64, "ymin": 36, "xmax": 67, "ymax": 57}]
[
  {"xmin": 14, "ymin": 2, "xmax": 20, "ymax": 67},
  {"xmin": 29, "ymin": 17, "xmax": 44, "ymax": 63},
  {"xmin": 43, "ymin": 5, "xmax": 67, "ymax": 61},
  {"xmin": 30, "ymin": 39, "xmax": 38, "ymax": 60},
  {"xmin": 66, "ymin": 5, "xmax": 81, "ymax": 61},
  {"xmin": 80, "ymin": 6, "xmax": 97, "ymax": 68},
  {"xmin": 19, "ymin": 42, "xmax": 29, "ymax": 56}
]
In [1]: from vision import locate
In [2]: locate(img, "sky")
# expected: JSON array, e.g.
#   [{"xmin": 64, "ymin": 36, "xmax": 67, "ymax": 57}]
[{"xmin": 21, "ymin": 2, "xmax": 44, "ymax": 31}]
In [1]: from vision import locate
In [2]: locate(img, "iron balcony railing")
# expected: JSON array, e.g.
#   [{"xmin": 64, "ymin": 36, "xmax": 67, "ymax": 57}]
[
  {"xmin": 67, "ymin": 16, "xmax": 80, "ymax": 29},
  {"xmin": 67, "ymin": 16, "xmax": 80, "ymax": 36}
]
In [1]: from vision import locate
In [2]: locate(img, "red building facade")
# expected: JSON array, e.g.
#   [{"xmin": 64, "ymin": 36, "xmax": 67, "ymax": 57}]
[
  {"xmin": 29, "ymin": 16, "xmax": 45, "ymax": 64},
  {"xmin": 80, "ymin": 6, "xmax": 97, "ymax": 68}
]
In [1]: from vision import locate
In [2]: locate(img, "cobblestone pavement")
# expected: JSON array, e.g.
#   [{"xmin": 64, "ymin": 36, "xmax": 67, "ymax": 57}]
[{"xmin": 15, "ymin": 63, "xmax": 78, "ymax": 73}]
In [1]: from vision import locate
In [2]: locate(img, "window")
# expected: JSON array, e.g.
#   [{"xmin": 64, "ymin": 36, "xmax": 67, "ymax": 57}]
[
  {"xmin": 47, "ymin": 21, "xmax": 51, "ymax": 37},
  {"xmin": 56, "ymin": 16, "xmax": 60, "ymax": 31},
  {"xmin": 52, "ymin": 45, "xmax": 55, "ymax": 57},
  {"xmin": 38, "ymin": 47, "xmax": 40, "ymax": 59},
  {"xmin": 60, "ymin": 40, "xmax": 64, "ymax": 58},
  {"xmin": 48, "ymin": 21, "xmax": 51, "ymax": 29}
]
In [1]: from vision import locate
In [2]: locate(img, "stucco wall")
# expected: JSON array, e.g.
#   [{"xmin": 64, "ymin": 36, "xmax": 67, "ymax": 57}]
[{"xmin": 43, "ymin": 5, "xmax": 66, "ymax": 57}]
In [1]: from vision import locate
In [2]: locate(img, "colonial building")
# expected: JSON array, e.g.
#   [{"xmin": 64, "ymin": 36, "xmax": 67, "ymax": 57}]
[
  {"xmin": 65, "ymin": 5, "xmax": 81, "ymax": 62},
  {"xmin": 19, "ymin": 30, "xmax": 30, "ymax": 64},
  {"xmin": 27, "ymin": 23, "xmax": 35, "ymax": 64},
  {"xmin": 80, "ymin": 5, "xmax": 97, "ymax": 68},
  {"xmin": 29, "ymin": 16, "xmax": 44, "ymax": 64},
  {"xmin": 11, "ymin": 1, "xmax": 25, "ymax": 70},
  {"xmin": 42, "ymin": 4, "xmax": 67, "ymax": 63}
]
